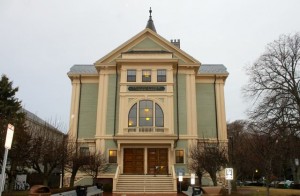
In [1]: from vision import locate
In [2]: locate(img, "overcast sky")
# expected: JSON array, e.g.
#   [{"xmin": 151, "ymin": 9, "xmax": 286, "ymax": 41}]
[{"xmin": 1, "ymin": 0, "xmax": 300, "ymax": 132}]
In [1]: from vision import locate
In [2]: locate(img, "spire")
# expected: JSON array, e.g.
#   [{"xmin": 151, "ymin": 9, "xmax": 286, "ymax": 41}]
[{"xmin": 146, "ymin": 7, "xmax": 157, "ymax": 33}]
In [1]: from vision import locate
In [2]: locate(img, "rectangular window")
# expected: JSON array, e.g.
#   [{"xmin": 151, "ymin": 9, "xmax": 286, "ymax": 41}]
[
  {"xmin": 109, "ymin": 150, "xmax": 117, "ymax": 163},
  {"xmin": 80, "ymin": 147, "xmax": 90, "ymax": 157},
  {"xmin": 175, "ymin": 150, "xmax": 184, "ymax": 163},
  {"xmin": 142, "ymin": 70, "xmax": 151, "ymax": 82},
  {"xmin": 127, "ymin": 70, "xmax": 136, "ymax": 82},
  {"xmin": 157, "ymin": 69, "xmax": 166, "ymax": 82}
]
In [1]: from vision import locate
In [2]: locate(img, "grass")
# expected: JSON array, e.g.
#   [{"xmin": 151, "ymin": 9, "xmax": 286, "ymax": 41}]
[{"xmin": 223, "ymin": 186, "xmax": 300, "ymax": 196}]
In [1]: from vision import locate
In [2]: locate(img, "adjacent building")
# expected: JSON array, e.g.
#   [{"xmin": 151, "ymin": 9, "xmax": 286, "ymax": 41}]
[{"xmin": 67, "ymin": 9, "xmax": 229, "ymax": 192}]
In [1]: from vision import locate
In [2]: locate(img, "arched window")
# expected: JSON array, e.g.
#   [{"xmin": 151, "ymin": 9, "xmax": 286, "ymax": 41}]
[
  {"xmin": 128, "ymin": 103, "xmax": 137, "ymax": 127},
  {"xmin": 128, "ymin": 100, "xmax": 164, "ymax": 128}
]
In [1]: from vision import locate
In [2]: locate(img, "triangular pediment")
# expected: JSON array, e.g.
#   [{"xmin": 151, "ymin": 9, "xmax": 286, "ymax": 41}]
[
  {"xmin": 130, "ymin": 37, "xmax": 166, "ymax": 51},
  {"xmin": 94, "ymin": 28, "xmax": 200, "ymax": 66}
]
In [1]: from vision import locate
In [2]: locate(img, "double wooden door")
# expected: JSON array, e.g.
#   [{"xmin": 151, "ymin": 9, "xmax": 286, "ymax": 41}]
[
  {"xmin": 123, "ymin": 148, "xmax": 144, "ymax": 174},
  {"xmin": 147, "ymin": 148, "xmax": 168, "ymax": 175},
  {"xmin": 123, "ymin": 148, "xmax": 168, "ymax": 175}
]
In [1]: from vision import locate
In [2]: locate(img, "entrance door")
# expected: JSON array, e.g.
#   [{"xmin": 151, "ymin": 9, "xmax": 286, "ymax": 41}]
[
  {"xmin": 123, "ymin": 148, "xmax": 144, "ymax": 174},
  {"xmin": 147, "ymin": 148, "xmax": 168, "ymax": 175}
]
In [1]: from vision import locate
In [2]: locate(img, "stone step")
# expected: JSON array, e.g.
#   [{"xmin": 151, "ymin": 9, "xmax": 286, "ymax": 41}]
[{"xmin": 116, "ymin": 175, "xmax": 175, "ymax": 192}]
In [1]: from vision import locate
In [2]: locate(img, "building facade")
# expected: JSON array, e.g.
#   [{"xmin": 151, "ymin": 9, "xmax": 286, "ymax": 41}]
[{"xmin": 67, "ymin": 11, "xmax": 228, "ymax": 192}]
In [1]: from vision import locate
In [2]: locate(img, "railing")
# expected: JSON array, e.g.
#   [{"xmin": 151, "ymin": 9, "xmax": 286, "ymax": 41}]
[
  {"xmin": 113, "ymin": 165, "xmax": 120, "ymax": 192},
  {"xmin": 172, "ymin": 165, "xmax": 177, "ymax": 191},
  {"xmin": 124, "ymin": 127, "xmax": 168, "ymax": 134}
]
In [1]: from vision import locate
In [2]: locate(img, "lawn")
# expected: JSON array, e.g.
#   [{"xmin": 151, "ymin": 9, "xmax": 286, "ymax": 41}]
[{"xmin": 225, "ymin": 186, "xmax": 300, "ymax": 196}]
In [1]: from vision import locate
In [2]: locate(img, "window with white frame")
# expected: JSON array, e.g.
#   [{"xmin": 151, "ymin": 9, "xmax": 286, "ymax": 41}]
[
  {"xmin": 142, "ymin": 70, "xmax": 151, "ymax": 82},
  {"xmin": 157, "ymin": 69, "xmax": 166, "ymax": 82},
  {"xmin": 109, "ymin": 150, "xmax": 117, "ymax": 163},
  {"xmin": 128, "ymin": 100, "xmax": 164, "ymax": 128},
  {"xmin": 127, "ymin": 70, "xmax": 136, "ymax": 82},
  {"xmin": 175, "ymin": 150, "xmax": 184, "ymax": 163},
  {"xmin": 80, "ymin": 147, "xmax": 90, "ymax": 157}
]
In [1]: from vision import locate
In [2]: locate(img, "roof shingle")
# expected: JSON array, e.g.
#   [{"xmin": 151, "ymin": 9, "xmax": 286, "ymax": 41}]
[{"xmin": 198, "ymin": 64, "xmax": 228, "ymax": 75}]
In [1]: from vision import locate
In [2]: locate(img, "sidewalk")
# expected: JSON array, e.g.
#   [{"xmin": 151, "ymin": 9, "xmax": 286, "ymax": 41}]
[{"xmin": 103, "ymin": 193, "xmax": 187, "ymax": 196}]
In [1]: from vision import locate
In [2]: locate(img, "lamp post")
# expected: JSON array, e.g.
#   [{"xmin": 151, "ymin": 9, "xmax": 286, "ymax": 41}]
[
  {"xmin": 178, "ymin": 172, "xmax": 183, "ymax": 193},
  {"xmin": 0, "ymin": 124, "xmax": 14, "ymax": 196},
  {"xmin": 295, "ymin": 158, "xmax": 299, "ymax": 183},
  {"xmin": 191, "ymin": 173, "xmax": 195, "ymax": 186}
]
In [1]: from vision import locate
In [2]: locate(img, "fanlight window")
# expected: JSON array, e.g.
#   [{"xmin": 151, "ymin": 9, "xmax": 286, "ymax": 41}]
[{"xmin": 128, "ymin": 100, "xmax": 164, "ymax": 128}]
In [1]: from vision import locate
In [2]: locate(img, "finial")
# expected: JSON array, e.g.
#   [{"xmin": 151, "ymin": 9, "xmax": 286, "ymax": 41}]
[
  {"xmin": 146, "ymin": 7, "xmax": 156, "ymax": 32},
  {"xmin": 149, "ymin": 7, "xmax": 152, "ymax": 17}
]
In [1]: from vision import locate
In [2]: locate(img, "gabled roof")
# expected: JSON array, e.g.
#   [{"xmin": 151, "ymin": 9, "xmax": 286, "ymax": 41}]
[{"xmin": 94, "ymin": 28, "xmax": 200, "ymax": 66}]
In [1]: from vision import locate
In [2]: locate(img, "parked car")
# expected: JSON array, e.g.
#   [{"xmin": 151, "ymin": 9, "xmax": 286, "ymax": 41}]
[{"xmin": 277, "ymin": 180, "xmax": 293, "ymax": 188}]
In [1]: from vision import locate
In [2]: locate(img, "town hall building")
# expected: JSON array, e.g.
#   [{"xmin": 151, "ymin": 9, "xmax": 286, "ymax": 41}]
[{"xmin": 67, "ymin": 9, "xmax": 228, "ymax": 193}]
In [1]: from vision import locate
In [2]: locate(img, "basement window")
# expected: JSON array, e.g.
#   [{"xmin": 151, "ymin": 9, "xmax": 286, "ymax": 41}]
[
  {"xmin": 109, "ymin": 150, "xmax": 117, "ymax": 163},
  {"xmin": 175, "ymin": 150, "xmax": 184, "ymax": 163},
  {"xmin": 80, "ymin": 147, "xmax": 90, "ymax": 157}
]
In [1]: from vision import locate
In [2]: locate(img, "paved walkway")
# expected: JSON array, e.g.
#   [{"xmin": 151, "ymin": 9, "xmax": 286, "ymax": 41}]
[{"xmin": 103, "ymin": 193, "xmax": 186, "ymax": 196}]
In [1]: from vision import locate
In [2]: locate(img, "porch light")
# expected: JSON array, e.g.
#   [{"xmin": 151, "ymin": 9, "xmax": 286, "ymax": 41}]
[
  {"xmin": 144, "ymin": 108, "xmax": 149, "ymax": 112},
  {"xmin": 146, "ymin": 117, "xmax": 150, "ymax": 121}
]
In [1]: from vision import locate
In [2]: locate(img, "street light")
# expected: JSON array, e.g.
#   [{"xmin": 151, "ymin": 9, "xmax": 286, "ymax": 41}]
[
  {"xmin": 191, "ymin": 173, "xmax": 195, "ymax": 186},
  {"xmin": 0, "ymin": 124, "xmax": 14, "ymax": 196},
  {"xmin": 179, "ymin": 172, "xmax": 183, "ymax": 192}
]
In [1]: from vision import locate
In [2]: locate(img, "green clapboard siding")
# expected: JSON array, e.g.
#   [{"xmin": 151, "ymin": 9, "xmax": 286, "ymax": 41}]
[
  {"xmin": 175, "ymin": 140, "xmax": 188, "ymax": 175},
  {"xmin": 131, "ymin": 37, "xmax": 166, "ymax": 51},
  {"xmin": 106, "ymin": 140, "xmax": 118, "ymax": 173},
  {"xmin": 78, "ymin": 84, "xmax": 98, "ymax": 138},
  {"xmin": 105, "ymin": 139, "xmax": 117, "ymax": 149},
  {"xmin": 106, "ymin": 75, "xmax": 117, "ymax": 135},
  {"xmin": 196, "ymin": 84, "xmax": 217, "ymax": 138},
  {"xmin": 173, "ymin": 74, "xmax": 187, "ymax": 135}
]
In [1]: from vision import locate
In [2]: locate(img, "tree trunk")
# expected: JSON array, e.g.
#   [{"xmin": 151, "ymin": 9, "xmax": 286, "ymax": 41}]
[
  {"xmin": 208, "ymin": 171, "xmax": 218, "ymax": 186},
  {"xmin": 43, "ymin": 176, "xmax": 48, "ymax": 186},
  {"xmin": 196, "ymin": 172, "xmax": 203, "ymax": 186},
  {"xmin": 69, "ymin": 166, "xmax": 79, "ymax": 187}
]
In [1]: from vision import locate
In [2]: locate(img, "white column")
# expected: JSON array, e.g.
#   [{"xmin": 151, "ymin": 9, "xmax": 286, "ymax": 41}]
[{"xmin": 69, "ymin": 79, "xmax": 80, "ymax": 139}]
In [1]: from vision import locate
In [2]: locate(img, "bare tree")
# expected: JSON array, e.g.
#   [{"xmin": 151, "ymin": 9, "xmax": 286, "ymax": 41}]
[
  {"xmin": 189, "ymin": 146, "xmax": 206, "ymax": 186},
  {"xmin": 243, "ymin": 33, "xmax": 300, "ymax": 190},
  {"xmin": 189, "ymin": 141, "xmax": 228, "ymax": 186},
  {"xmin": 80, "ymin": 152, "xmax": 109, "ymax": 185},
  {"xmin": 246, "ymin": 121, "xmax": 284, "ymax": 196},
  {"xmin": 27, "ymin": 120, "xmax": 66, "ymax": 186},
  {"xmin": 64, "ymin": 139, "xmax": 89, "ymax": 187},
  {"xmin": 227, "ymin": 120, "xmax": 253, "ymax": 191},
  {"xmin": 244, "ymin": 33, "xmax": 300, "ymax": 128}
]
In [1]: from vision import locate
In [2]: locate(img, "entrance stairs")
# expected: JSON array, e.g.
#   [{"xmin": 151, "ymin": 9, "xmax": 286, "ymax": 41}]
[{"xmin": 115, "ymin": 175, "xmax": 175, "ymax": 193}]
